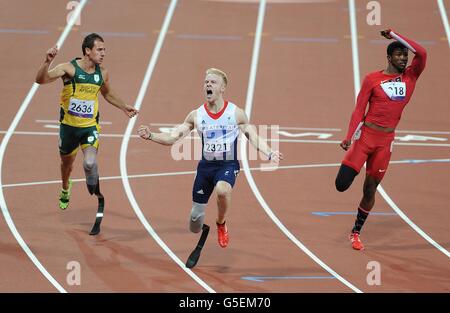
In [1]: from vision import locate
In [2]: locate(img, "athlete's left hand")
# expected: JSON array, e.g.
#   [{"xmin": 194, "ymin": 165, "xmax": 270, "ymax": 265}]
[
  {"xmin": 124, "ymin": 105, "xmax": 139, "ymax": 118},
  {"xmin": 380, "ymin": 29, "xmax": 392, "ymax": 39}
]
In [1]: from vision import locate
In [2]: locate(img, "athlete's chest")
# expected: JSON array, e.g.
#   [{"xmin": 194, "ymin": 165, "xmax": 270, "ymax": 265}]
[
  {"xmin": 197, "ymin": 104, "xmax": 237, "ymax": 132},
  {"xmin": 371, "ymin": 74, "xmax": 415, "ymax": 104}
]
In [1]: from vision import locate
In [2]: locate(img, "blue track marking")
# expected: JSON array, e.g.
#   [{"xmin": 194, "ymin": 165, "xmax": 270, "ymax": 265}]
[
  {"xmin": 242, "ymin": 276, "xmax": 336, "ymax": 282},
  {"xmin": 312, "ymin": 212, "xmax": 397, "ymax": 217}
]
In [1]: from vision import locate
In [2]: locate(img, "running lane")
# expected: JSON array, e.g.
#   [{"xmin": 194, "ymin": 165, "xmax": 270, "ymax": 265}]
[
  {"xmin": 248, "ymin": 0, "xmax": 450, "ymax": 292},
  {"xmin": 0, "ymin": 0, "xmax": 75, "ymax": 292},
  {"xmin": 2, "ymin": 0, "xmax": 204, "ymax": 292},
  {"xmin": 125, "ymin": 0, "xmax": 348, "ymax": 292},
  {"xmin": 357, "ymin": 0, "xmax": 450, "ymax": 257}
]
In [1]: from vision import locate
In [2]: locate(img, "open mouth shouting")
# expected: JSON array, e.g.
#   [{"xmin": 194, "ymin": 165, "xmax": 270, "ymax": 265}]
[{"xmin": 206, "ymin": 89, "xmax": 213, "ymax": 99}]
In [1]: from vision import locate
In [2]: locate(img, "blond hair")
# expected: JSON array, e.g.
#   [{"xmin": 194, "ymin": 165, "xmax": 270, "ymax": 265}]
[{"xmin": 206, "ymin": 68, "xmax": 228, "ymax": 86}]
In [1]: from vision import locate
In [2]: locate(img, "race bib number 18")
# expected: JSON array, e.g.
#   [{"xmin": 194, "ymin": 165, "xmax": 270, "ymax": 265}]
[
  {"xmin": 68, "ymin": 97, "xmax": 95, "ymax": 118},
  {"xmin": 381, "ymin": 81, "xmax": 406, "ymax": 101}
]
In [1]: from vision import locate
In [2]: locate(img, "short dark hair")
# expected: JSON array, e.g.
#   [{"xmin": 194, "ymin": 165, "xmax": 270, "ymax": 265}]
[
  {"xmin": 387, "ymin": 41, "xmax": 407, "ymax": 56},
  {"xmin": 82, "ymin": 33, "xmax": 104, "ymax": 55}
]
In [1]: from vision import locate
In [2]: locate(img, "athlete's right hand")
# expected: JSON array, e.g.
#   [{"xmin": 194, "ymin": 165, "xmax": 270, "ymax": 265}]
[
  {"xmin": 340, "ymin": 139, "xmax": 351, "ymax": 151},
  {"xmin": 269, "ymin": 151, "xmax": 284, "ymax": 163},
  {"xmin": 380, "ymin": 29, "xmax": 392, "ymax": 39},
  {"xmin": 138, "ymin": 125, "xmax": 151, "ymax": 140},
  {"xmin": 45, "ymin": 46, "xmax": 58, "ymax": 63}
]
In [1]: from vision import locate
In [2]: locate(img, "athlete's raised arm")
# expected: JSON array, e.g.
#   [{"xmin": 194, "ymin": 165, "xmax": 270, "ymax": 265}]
[
  {"xmin": 35, "ymin": 46, "xmax": 74, "ymax": 84},
  {"xmin": 381, "ymin": 29, "xmax": 427, "ymax": 78}
]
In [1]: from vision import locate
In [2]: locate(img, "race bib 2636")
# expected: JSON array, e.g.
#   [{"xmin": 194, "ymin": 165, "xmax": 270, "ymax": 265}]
[{"xmin": 68, "ymin": 97, "xmax": 95, "ymax": 118}]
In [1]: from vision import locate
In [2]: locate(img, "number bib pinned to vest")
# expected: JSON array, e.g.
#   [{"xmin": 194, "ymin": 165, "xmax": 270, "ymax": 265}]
[
  {"xmin": 380, "ymin": 81, "xmax": 406, "ymax": 101},
  {"xmin": 68, "ymin": 97, "xmax": 95, "ymax": 118},
  {"xmin": 203, "ymin": 129, "xmax": 232, "ymax": 154}
]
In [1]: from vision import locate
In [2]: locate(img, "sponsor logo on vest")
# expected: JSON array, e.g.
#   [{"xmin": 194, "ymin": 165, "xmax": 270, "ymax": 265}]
[
  {"xmin": 94, "ymin": 74, "xmax": 100, "ymax": 83},
  {"xmin": 79, "ymin": 85, "xmax": 98, "ymax": 94}
]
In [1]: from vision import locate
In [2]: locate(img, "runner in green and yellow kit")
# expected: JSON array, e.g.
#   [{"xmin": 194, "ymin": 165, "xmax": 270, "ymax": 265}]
[{"xmin": 36, "ymin": 33, "xmax": 138, "ymax": 234}]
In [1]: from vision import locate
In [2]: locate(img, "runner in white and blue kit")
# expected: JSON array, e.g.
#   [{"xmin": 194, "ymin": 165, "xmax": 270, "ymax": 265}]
[
  {"xmin": 195, "ymin": 100, "xmax": 240, "ymax": 203},
  {"xmin": 138, "ymin": 68, "xmax": 283, "ymax": 253}
]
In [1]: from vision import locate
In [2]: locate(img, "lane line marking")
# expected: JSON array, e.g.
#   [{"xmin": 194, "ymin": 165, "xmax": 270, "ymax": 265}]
[
  {"xmin": 176, "ymin": 34, "xmax": 242, "ymax": 40},
  {"xmin": 2, "ymin": 130, "xmax": 450, "ymax": 147},
  {"xmin": 348, "ymin": 0, "xmax": 450, "ymax": 259},
  {"xmin": 369, "ymin": 39, "xmax": 437, "ymax": 45},
  {"xmin": 0, "ymin": 0, "xmax": 89, "ymax": 293},
  {"xmin": 273, "ymin": 36, "xmax": 339, "ymax": 43},
  {"xmin": 348, "ymin": 0, "xmax": 361, "ymax": 95},
  {"xmin": 437, "ymin": 0, "xmax": 450, "ymax": 47},
  {"xmin": 118, "ymin": 0, "xmax": 215, "ymax": 293},
  {"xmin": 3, "ymin": 158, "xmax": 450, "ymax": 189},
  {"xmin": 312, "ymin": 212, "xmax": 397, "ymax": 217},
  {"xmin": 0, "ymin": 28, "xmax": 49, "ymax": 35},
  {"xmin": 242, "ymin": 276, "xmax": 336, "ymax": 282},
  {"xmin": 82, "ymin": 31, "xmax": 146, "ymax": 37},
  {"xmin": 240, "ymin": 0, "xmax": 362, "ymax": 293}
]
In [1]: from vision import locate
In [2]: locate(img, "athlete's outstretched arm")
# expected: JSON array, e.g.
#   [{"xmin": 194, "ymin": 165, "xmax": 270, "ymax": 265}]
[
  {"xmin": 236, "ymin": 108, "xmax": 283, "ymax": 162},
  {"xmin": 100, "ymin": 68, "xmax": 138, "ymax": 118},
  {"xmin": 381, "ymin": 29, "xmax": 427, "ymax": 78},
  {"xmin": 138, "ymin": 110, "xmax": 195, "ymax": 146},
  {"xmin": 35, "ymin": 46, "xmax": 73, "ymax": 84}
]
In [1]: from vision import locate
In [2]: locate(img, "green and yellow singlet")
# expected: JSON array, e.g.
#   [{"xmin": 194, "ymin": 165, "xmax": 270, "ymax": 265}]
[{"xmin": 59, "ymin": 58, "xmax": 104, "ymax": 128}]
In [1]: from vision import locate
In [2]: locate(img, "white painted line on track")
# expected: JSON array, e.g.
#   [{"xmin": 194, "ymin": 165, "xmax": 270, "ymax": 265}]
[
  {"xmin": 348, "ymin": 0, "xmax": 450, "ymax": 258},
  {"xmin": 437, "ymin": 0, "xmax": 450, "ymax": 47},
  {"xmin": 0, "ymin": 0, "xmax": 89, "ymax": 293},
  {"xmin": 5, "ymin": 158, "xmax": 449, "ymax": 189},
  {"xmin": 240, "ymin": 0, "xmax": 362, "ymax": 293},
  {"xmin": 4, "ymin": 131, "xmax": 450, "ymax": 147},
  {"xmin": 118, "ymin": 0, "xmax": 215, "ymax": 293}
]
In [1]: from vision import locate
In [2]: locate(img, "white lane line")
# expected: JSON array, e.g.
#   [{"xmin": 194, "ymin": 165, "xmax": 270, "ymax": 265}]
[
  {"xmin": 7, "ymin": 128, "xmax": 450, "ymax": 136},
  {"xmin": 2, "ymin": 170, "xmax": 197, "ymax": 188},
  {"xmin": 118, "ymin": 0, "xmax": 215, "ymax": 293},
  {"xmin": 272, "ymin": 126, "xmax": 341, "ymax": 131},
  {"xmin": 240, "ymin": 0, "xmax": 362, "ymax": 293},
  {"xmin": 348, "ymin": 0, "xmax": 361, "ymax": 94},
  {"xmin": 437, "ymin": 0, "xmax": 450, "ymax": 47},
  {"xmin": 6, "ymin": 130, "xmax": 450, "ymax": 147},
  {"xmin": 376, "ymin": 188, "xmax": 449, "ymax": 257},
  {"xmin": 5, "ymin": 158, "xmax": 450, "ymax": 189},
  {"xmin": 0, "ymin": 0, "xmax": 89, "ymax": 293},
  {"xmin": 29, "ymin": 124, "xmax": 450, "ymax": 134},
  {"xmin": 348, "ymin": 0, "xmax": 450, "ymax": 258},
  {"xmin": 396, "ymin": 130, "xmax": 450, "ymax": 135}
]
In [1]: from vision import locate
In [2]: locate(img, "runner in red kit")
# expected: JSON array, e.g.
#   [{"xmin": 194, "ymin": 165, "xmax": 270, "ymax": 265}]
[{"xmin": 335, "ymin": 29, "xmax": 427, "ymax": 250}]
